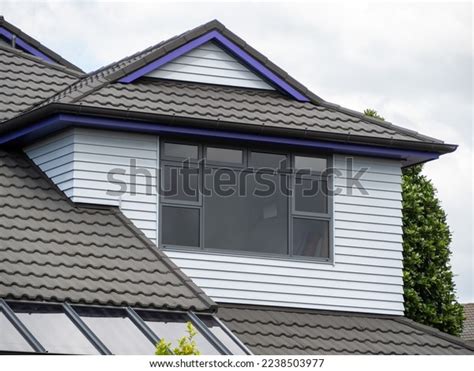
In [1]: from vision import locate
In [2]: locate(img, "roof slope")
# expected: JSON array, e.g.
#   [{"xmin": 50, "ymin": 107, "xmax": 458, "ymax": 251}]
[
  {"xmin": 0, "ymin": 20, "xmax": 454, "ymax": 155},
  {"xmin": 0, "ymin": 44, "xmax": 81, "ymax": 122},
  {"xmin": 218, "ymin": 305, "xmax": 474, "ymax": 355},
  {"xmin": 0, "ymin": 148, "xmax": 215, "ymax": 312},
  {"xmin": 462, "ymin": 303, "xmax": 474, "ymax": 344},
  {"xmin": 0, "ymin": 16, "xmax": 83, "ymax": 72}
]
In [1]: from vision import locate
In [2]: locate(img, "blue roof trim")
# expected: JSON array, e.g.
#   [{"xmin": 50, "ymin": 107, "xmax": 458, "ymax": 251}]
[
  {"xmin": 0, "ymin": 114, "xmax": 438, "ymax": 166},
  {"xmin": 0, "ymin": 26, "xmax": 55, "ymax": 63},
  {"xmin": 118, "ymin": 30, "xmax": 310, "ymax": 102}
]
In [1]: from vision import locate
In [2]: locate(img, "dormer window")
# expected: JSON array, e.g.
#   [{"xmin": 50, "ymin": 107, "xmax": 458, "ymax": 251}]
[{"xmin": 160, "ymin": 140, "xmax": 332, "ymax": 261}]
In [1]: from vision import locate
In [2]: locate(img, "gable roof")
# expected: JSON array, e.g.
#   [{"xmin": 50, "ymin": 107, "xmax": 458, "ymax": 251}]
[
  {"xmin": 218, "ymin": 304, "xmax": 474, "ymax": 355},
  {"xmin": 0, "ymin": 44, "xmax": 81, "ymax": 122},
  {"xmin": 0, "ymin": 148, "xmax": 215, "ymax": 312},
  {"xmin": 462, "ymin": 303, "xmax": 474, "ymax": 344},
  {"xmin": 0, "ymin": 20, "xmax": 456, "ymax": 159},
  {"xmin": 0, "ymin": 16, "xmax": 83, "ymax": 72}
]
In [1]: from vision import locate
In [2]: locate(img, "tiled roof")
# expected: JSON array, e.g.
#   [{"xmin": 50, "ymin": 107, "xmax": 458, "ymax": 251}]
[
  {"xmin": 0, "ymin": 148, "xmax": 215, "ymax": 312},
  {"xmin": 0, "ymin": 20, "xmax": 452, "ymax": 153},
  {"xmin": 0, "ymin": 45, "xmax": 81, "ymax": 122},
  {"xmin": 462, "ymin": 303, "xmax": 474, "ymax": 343},
  {"xmin": 218, "ymin": 305, "xmax": 474, "ymax": 355}
]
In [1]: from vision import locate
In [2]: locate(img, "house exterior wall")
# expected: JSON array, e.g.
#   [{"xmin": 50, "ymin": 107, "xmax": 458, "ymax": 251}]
[
  {"xmin": 25, "ymin": 128, "xmax": 404, "ymax": 315},
  {"xmin": 145, "ymin": 41, "xmax": 275, "ymax": 90}
]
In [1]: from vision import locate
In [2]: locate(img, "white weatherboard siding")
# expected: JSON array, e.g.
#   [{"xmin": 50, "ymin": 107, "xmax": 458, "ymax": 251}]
[
  {"xmin": 25, "ymin": 128, "xmax": 159, "ymax": 243},
  {"xmin": 145, "ymin": 41, "xmax": 275, "ymax": 90},
  {"xmin": 25, "ymin": 128, "xmax": 404, "ymax": 315}
]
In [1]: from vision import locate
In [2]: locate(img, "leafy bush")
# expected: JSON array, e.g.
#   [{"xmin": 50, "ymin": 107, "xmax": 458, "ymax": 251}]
[{"xmin": 155, "ymin": 321, "xmax": 201, "ymax": 355}]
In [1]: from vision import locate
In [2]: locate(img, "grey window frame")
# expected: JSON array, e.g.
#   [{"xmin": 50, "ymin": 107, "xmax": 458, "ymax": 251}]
[{"xmin": 160, "ymin": 139, "xmax": 333, "ymax": 263}]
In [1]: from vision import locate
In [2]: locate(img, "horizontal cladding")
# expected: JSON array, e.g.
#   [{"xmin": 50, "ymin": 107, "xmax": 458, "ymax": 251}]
[
  {"xmin": 25, "ymin": 128, "xmax": 159, "ymax": 243},
  {"xmin": 24, "ymin": 129, "xmax": 404, "ymax": 315},
  {"xmin": 145, "ymin": 41, "xmax": 274, "ymax": 90},
  {"xmin": 164, "ymin": 154, "xmax": 404, "ymax": 315}
]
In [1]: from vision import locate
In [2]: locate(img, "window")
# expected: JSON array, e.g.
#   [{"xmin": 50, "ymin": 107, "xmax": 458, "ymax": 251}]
[
  {"xmin": 160, "ymin": 141, "xmax": 332, "ymax": 260},
  {"xmin": 11, "ymin": 303, "xmax": 98, "ymax": 354},
  {"xmin": 197, "ymin": 315, "xmax": 247, "ymax": 355}
]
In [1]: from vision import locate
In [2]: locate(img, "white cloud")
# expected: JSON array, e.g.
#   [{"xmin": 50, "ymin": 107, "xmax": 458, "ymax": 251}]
[{"xmin": 2, "ymin": 1, "xmax": 472, "ymax": 301}]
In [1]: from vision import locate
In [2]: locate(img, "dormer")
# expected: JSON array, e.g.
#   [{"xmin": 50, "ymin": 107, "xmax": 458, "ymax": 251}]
[{"xmin": 0, "ymin": 20, "xmax": 456, "ymax": 318}]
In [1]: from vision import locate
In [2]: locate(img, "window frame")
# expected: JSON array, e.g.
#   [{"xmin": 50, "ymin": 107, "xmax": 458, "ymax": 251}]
[{"xmin": 160, "ymin": 138, "xmax": 334, "ymax": 263}]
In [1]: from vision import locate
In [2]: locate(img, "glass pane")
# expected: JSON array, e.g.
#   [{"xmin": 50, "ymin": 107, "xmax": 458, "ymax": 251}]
[
  {"xmin": 204, "ymin": 169, "xmax": 288, "ymax": 254},
  {"xmin": 163, "ymin": 142, "xmax": 198, "ymax": 160},
  {"xmin": 0, "ymin": 311, "xmax": 33, "ymax": 352},
  {"xmin": 76, "ymin": 308, "xmax": 155, "ymax": 355},
  {"xmin": 250, "ymin": 152, "xmax": 287, "ymax": 170},
  {"xmin": 137, "ymin": 311, "xmax": 220, "ymax": 355},
  {"xmin": 162, "ymin": 164, "xmax": 199, "ymax": 202},
  {"xmin": 294, "ymin": 156, "xmax": 327, "ymax": 173},
  {"xmin": 207, "ymin": 147, "xmax": 243, "ymax": 164},
  {"xmin": 198, "ymin": 315, "xmax": 247, "ymax": 355},
  {"xmin": 293, "ymin": 218, "xmax": 329, "ymax": 258},
  {"xmin": 294, "ymin": 178, "xmax": 327, "ymax": 214},
  {"xmin": 12, "ymin": 305, "xmax": 98, "ymax": 354},
  {"xmin": 162, "ymin": 206, "xmax": 200, "ymax": 247}
]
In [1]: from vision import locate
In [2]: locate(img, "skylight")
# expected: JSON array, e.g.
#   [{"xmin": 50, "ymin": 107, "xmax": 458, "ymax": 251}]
[{"xmin": 0, "ymin": 300, "xmax": 249, "ymax": 355}]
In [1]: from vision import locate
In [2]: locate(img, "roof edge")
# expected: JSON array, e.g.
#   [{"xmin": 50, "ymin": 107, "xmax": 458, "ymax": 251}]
[
  {"xmin": 111, "ymin": 209, "xmax": 217, "ymax": 312},
  {"xmin": 393, "ymin": 317, "xmax": 474, "ymax": 352},
  {"xmin": 0, "ymin": 16, "xmax": 83, "ymax": 72}
]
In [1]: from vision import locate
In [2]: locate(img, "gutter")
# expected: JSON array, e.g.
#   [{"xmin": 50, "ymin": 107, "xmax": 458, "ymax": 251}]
[{"xmin": 0, "ymin": 103, "xmax": 458, "ymax": 156}]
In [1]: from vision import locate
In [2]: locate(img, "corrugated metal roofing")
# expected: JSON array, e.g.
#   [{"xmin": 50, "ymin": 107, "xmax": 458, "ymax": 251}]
[{"xmin": 462, "ymin": 303, "xmax": 474, "ymax": 344}]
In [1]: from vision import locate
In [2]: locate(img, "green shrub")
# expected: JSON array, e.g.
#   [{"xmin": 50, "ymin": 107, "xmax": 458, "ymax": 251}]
[{"xmin": 155, "ymin": 321, "xmax": 201, "ymax": 355}]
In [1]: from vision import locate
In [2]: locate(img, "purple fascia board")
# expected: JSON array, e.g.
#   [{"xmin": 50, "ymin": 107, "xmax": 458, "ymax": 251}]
[
  {"xmin": 0, "ymin": 114, "xmax": 438, "ymax": 166},
  {"xmin": 0, "ymin": 26, "xmax": 55, "ymax": 63},
  {"xmin": 118, "ymin": 30, "xmax": 310, "ymax": 102}
]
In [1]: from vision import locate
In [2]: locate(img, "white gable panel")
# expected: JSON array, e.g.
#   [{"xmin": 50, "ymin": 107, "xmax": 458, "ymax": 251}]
[{"xmin": 145, "ymin": 41, "xmax": 275, "ymax": 90}]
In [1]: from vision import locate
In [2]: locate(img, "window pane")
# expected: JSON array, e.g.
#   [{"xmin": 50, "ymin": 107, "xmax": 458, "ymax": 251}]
[
  {"xmin": 163, "ymin": 142, "xmax": 198, "ymax": 160},
  {"xmin": 294, "ymin": 156, "xmax": 327, "ymax": 173},
  {"xmin": 293, "ymin": 218, "xmax": 329, "ymax": 258},
  {"xmin": 294, "ymin": 178, "xmax": 327, "ymax": 214},
  {"xmin": 12, "ymin": 306, "xmax": 98, "ymax": 354},
  {"xmin": 207, "ymin": 147, "xmax": 243, "ymax": 164},
  {"xmin": 0, "ymin": 311, "xmax": 33, "ymax": 352},
  {"xmin": 162, "ymin": 206, "xmax": 200, "ymax": 247},
  {"xmin": 137, "ymin": 311, "xmax": 220, "ymax": 355},
  {"xmin": 250, "ymin": 152, "xmax": 287, "ymax": 170},
  {"xmin": 162, "ymin": 164, "xmax": 199, "ymax": 202},
  {"xmin": 204, "ymin": 169, "xmax": 288, "ymax": 254},
  {"xmin": 77, "ymin": 308, "xmax": 154, "ymax": 355},
  {"xmin": 198, "ymin": 315, "xmax": 247, "ymax": 355}
]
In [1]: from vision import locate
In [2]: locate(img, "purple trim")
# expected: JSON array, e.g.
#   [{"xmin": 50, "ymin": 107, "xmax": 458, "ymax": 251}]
[
  {"xmin": 118, "ymin": 30, "xmax": 310, "ymax": 102},
  {"xmin": 0, "ymin": 114, "xmax": 438, "ymax": 166},
  {"xmin": 0, "ymin": 26, "xmax": 55, "ymax": 63}
]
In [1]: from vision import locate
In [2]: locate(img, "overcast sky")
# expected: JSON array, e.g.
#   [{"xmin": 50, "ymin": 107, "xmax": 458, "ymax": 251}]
[{"xmin": 1, "ymin": 1, "xmax": 472, "ymax": 302}]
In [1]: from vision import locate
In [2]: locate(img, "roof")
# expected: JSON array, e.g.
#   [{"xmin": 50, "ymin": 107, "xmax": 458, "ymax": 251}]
[
  {"xmin": 0, "ymin": 16, "xmax": 83, "ymax": 72},
  {"xmin": 218, "ymin": 305, "xmax": 474, "ymax": 355},
  {"xmin": 0, "ymin": 44, "xmax": 81, "ymax": 122},
  {"xmin": 462, "ymin": 303, "xmax": 474, "ymax": 344},
  {"xmin": 0, "ymin": 148, "xmax": 215, "ymax": 312},
  {"xmin": 0, "ymin": 20, "xmax": 456, "ymax": 156}
]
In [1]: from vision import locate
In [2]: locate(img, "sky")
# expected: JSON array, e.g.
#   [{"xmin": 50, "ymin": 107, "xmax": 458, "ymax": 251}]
[{"xmin": 1, "ymin": 1, "xmax": 472, "ymax": 302}]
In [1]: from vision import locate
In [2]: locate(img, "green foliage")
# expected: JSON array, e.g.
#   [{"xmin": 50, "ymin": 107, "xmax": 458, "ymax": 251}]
[
  {"xmin": 155, "ymin": 321, "xmax": 201, "ymax": 355},
  {"xmin": 363, "ymin": 108, "xmax": 385, "ymax": 121},
  {"xmin": 402, "ymin": 165, "xmax": 464, "ymax": 335},
  {"xmin": 364, "ymin": 108, "xmax": 463, "ymax": 335}
]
